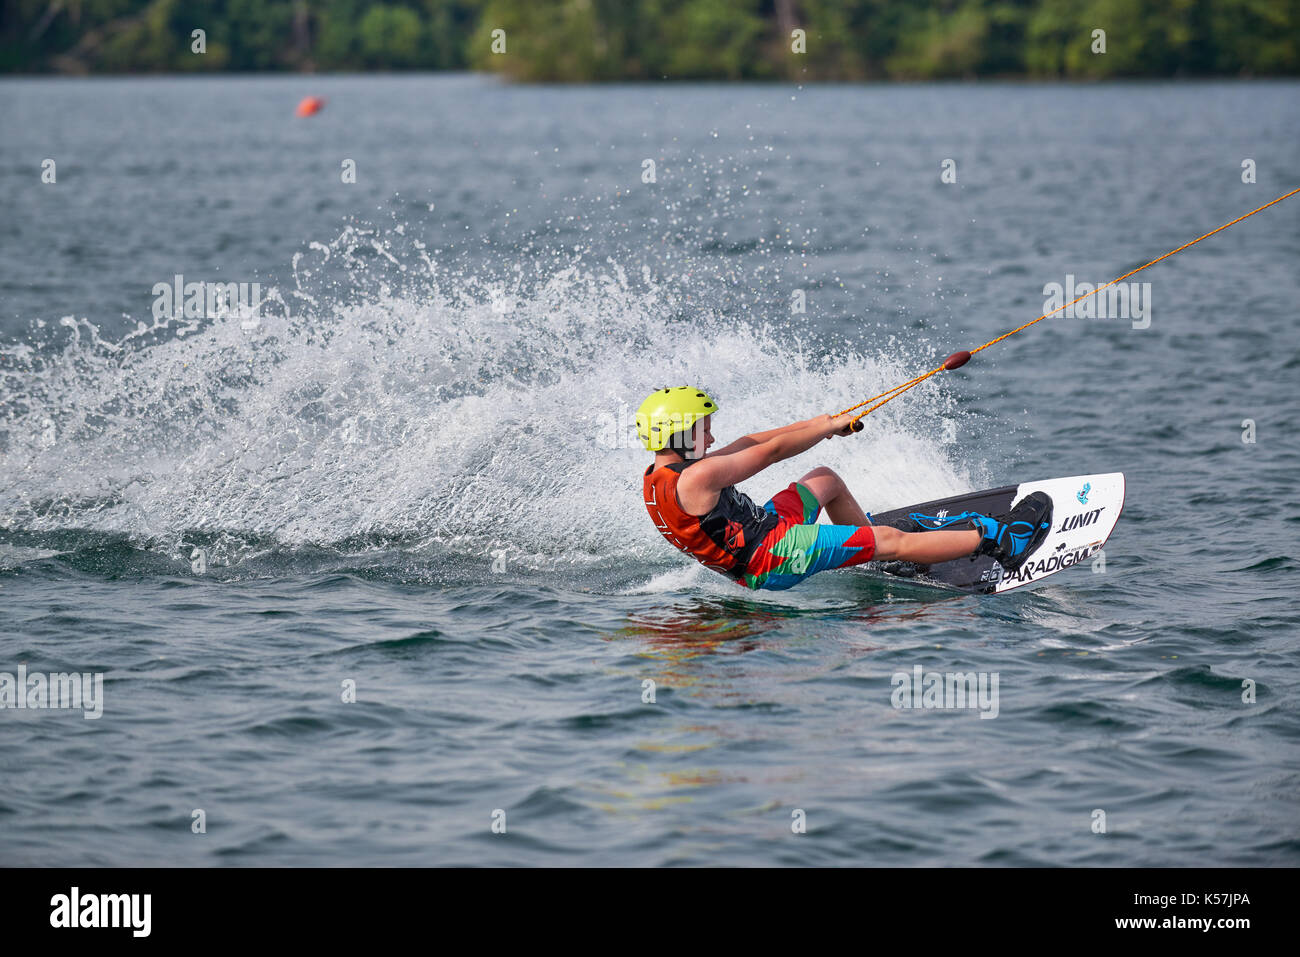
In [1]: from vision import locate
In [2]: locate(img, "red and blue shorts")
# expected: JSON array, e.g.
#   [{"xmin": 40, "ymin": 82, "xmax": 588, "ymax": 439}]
[{"xmin": 738, "ymin": 483, "xmax": 876, "ymax": 591}]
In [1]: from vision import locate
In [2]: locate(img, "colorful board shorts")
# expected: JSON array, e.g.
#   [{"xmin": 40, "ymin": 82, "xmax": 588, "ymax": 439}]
[{"xmin": 738, "ymin": 483, "xmax": 877, "ymax": 591}]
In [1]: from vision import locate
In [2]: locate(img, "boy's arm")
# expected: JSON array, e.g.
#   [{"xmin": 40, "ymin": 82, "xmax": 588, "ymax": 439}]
[
  {"xmin": 707, "ymin": 416, "xmax": 829, "ymax": 458},
  {"xmin": 682, "ymin": 414, "xmax": 854, "ymax": 495}
]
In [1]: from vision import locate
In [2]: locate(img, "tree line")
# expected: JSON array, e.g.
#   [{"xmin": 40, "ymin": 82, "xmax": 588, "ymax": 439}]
[{"xmin": 4, "ymin": 0, "xmax": 1297, "ymax": 78}]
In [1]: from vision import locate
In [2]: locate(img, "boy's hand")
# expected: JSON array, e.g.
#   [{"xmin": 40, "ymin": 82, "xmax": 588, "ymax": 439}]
[{"xmin": 827, "ymin": 413, "xmax": 857, "ymax": 437}]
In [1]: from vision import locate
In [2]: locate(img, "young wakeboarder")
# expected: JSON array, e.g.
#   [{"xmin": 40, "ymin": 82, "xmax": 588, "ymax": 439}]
[{"xmin": 638, "ymin": 387, "xmax": 1051, "ymax": 591}]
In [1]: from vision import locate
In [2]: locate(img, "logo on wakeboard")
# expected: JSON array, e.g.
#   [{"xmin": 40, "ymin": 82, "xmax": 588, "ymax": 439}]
[
  {"xmin": 1002, "ymin": 544, "xmax": 1099, "ymax": 583},
  {"xmin": 1076, "ymin": 482, "xmax": 1091, "ymax": 505},
  {"xmin": 1057, "ymin": 507, "xmax": 1104, "ymax": 534}
]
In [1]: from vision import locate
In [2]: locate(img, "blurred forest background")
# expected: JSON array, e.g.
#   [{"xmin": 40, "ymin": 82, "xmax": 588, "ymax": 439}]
[{"xmin": 4, "ymin": 0, "xmax": 1298, "ymax": 78}]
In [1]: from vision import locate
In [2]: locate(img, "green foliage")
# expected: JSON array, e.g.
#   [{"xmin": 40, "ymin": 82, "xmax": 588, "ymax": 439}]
[
  {"xmin": 469, "ymin": 0, "xmax": 605, "ymax": 80},
  {"xmin": 885, "ymin": 2, "xmax": 993, "ymax": 79},
  {"xmin": 3, "ymin": 0, "xmax": 1298, "ymax": 77},
  {"xmin": 1209, "ymin": 0, "xmax": 1300, "ymax": 73},
  {"xmin": 358, "ymin": 4, "xmax": 423, "ymax": 67},
  {"xmin": 659, "ymin": 0, "xmax": 770, "ymax": 80}
]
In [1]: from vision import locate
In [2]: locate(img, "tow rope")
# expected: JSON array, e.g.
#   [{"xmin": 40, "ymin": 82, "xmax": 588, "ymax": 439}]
[{"xmin": 838, "ymin": 186, "xmax": 1300, "ymax": 430}]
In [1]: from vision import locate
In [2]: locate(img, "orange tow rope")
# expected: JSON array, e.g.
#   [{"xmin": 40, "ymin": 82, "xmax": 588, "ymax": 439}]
[{"xmin": 838, "ymin": 186, "xmax": 1300, "ymax": 429}]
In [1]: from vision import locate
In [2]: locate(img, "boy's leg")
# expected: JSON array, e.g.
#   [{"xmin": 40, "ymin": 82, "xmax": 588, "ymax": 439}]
[
  {"xmin": 746, "ymin": 484, "xmax": 1049, "ymax": 589},
  {"xmin": 897, "ymin": 493, "xmax": 1054, "ymax": 570},
  {"xmin": 872, "ymin": 526, "xmax": 980, "ymax": 564},
  {"xmin": 750, "ymin": 478, "xmax": 981, "ymax": 589},
  {"xmin": 798, "ymin": 468, "xmax": 1052, "ymax": 567},
  {"xmin": 791, "ymin": 468, "xmax": 984, "ymax": 563},
  {"xmin": 796, "ymin": 466, "xmax": 869, "ymax": 525}
]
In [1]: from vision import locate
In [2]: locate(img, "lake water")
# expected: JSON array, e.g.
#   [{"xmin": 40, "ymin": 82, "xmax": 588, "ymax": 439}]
[{"xmin": 1, "ymin": 75, "xmax": 1298, "ymax": 865}]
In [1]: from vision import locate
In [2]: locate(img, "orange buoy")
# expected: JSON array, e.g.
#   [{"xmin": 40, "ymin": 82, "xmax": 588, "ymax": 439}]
[{"xmin": 295, "ymin": 96, "xmax": 325, "ymax": 117}]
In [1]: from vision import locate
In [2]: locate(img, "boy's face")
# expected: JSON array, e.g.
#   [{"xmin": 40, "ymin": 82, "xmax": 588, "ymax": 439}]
[{"xmin": 687, "ymin": 415, "xmax": 714, "ymax": 458}]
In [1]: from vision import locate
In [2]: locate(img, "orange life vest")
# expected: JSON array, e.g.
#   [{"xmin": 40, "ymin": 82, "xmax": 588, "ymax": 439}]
[{"xmin": 643, "ymin": 462, "xmax": 780, "ymax": 580}]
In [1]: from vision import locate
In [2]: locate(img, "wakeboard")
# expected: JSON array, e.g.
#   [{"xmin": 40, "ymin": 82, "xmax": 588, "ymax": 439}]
[{"xmin": 866, "ymin": 472, "xmax": 1124, "ymax": 594}]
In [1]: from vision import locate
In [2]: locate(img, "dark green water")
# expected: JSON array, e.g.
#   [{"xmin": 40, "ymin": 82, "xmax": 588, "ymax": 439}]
[{"xmin": 1, "ymin": 76, "xmax": 1298, "ymax": 865}]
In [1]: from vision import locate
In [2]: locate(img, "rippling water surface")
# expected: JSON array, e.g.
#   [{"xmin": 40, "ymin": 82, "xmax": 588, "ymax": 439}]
[{"xmin": 1, "ymin": 76, "xmax": 1298, "ymax": 865}]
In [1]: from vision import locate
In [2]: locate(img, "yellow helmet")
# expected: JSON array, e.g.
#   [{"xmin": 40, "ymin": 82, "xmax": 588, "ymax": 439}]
[{"xmin": 636, "ymin": 386, "xmax": 719, "ymax": 452}]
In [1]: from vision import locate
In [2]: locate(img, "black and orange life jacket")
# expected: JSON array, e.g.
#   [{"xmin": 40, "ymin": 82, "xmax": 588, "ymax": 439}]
[{"xmin": 643, "ymin": 461, "xmax": 780, "ymax": 580}]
